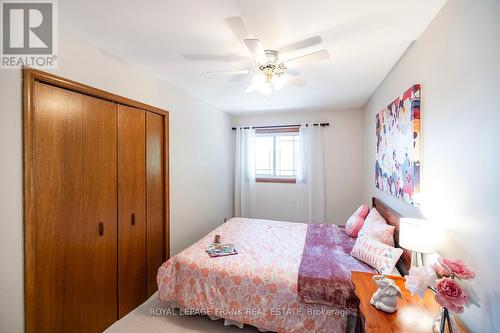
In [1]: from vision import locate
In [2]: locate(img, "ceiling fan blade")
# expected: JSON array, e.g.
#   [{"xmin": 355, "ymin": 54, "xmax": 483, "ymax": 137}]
[
  {"xmin": 226, "ymin": 16, "xmax": 251, "ymax": 41},
  {"xmin": 244, "ymin": 85, "xmax": 255, "ymax": 93},
  {"xmin": 283, "ymin": 50, "xmax": 330, "ymax": 68},
  {"xmin": 286, "ymin": 68, "xmax": 301, "ymax": 76},
  {"xmin": 206, "ymin": 69, "xmax": 251, "ymax": 75},
  {"xmin": 244, "ymin": 39, "xmax": 268, "ymax": 64},
  {"xmin": 182, "ymin": 53, "xmax": 247, "ymax": 62},
  {"xmin": 278, "ymin": 36, "xmax": 322, "ymax": 54},
  {"xmin": 283, "ymin": 73, "xmax": 306, "ymax": 87},
  {"xmin": 229, "ymin": 71, "xmax": 252, "ymax": 82}
]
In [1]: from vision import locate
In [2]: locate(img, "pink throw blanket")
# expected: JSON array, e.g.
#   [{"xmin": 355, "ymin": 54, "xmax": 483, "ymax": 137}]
[{"xmin": 297, "ymin": 224, "xmax": 375, "ymax": 310}]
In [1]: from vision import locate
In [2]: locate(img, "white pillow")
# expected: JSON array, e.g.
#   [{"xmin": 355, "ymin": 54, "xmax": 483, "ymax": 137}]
[
  {"xmin": 351, "ymin": 235, "xmax": 403, "ymax": 274},
  {"xmin": 358, "ymin": 208, "xmax": 395, "ymax": 246}
]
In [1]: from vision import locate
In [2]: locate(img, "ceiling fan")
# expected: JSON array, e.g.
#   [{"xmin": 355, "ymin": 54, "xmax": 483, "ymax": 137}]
[{"xmin": 206, "ymin": 17, "xmax": 330, "ymax": 96}]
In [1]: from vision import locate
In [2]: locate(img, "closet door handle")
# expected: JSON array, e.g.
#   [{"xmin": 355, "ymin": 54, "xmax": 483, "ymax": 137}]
[
  {"xmin": 131, "ymin": 213, "xmax": 136, "ymax": 226},
  {"xmin": 98, "ymin": 222, "xmax": 104, "ymax": 236}
]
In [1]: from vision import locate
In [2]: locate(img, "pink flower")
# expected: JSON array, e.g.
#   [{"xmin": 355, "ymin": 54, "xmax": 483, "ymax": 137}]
[
  {"xmin": 432, "ymin": 258, "xmax": 452, "ymax": 277},
  {"xmin": 433, "ymin": 257, "xmax": 475, "ymax": 279},
  {"xmin": 405, "ymin": 266, "xmax": 436, "ymax": 297},
  {"xmin": 435, "ymin": 278, "xmax": 468, "ymax": 313}
]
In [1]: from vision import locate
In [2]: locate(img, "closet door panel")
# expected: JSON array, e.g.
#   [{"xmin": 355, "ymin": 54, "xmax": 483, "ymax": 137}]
[
  {"xmin": 117, "ymin": 104, "xmax": 147, "ymax": 318},
  {"xmin": 146, "ymin": 112, "xmax": 165, "ymax": 297},
  {"xmin": 82, "ymin": 96, "xmax": 118, "ymax": 331},
  {"xmin": 33, "ymin": 83, "xmax": 85, "ymax": 332}
]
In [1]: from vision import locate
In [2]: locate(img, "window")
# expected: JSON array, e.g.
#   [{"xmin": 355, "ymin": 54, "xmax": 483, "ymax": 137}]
[{"xmin": 255, "ymin": 128, "xmax": 299, "ymax": 183}]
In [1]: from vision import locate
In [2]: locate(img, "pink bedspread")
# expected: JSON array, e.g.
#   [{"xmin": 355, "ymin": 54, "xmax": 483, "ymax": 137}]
[
  {"xmin": 157, "ymin": 218, "xmax": 358, "ymax": 333},
  {"xmin": 298, "ymin": 224, "xmax": 375, "ymax": 310}
]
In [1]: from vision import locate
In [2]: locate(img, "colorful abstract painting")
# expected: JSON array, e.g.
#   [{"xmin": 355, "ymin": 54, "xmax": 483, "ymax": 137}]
[{"xmin": 375, "ymin": 84, "xmax": 421, "ymax": 205}]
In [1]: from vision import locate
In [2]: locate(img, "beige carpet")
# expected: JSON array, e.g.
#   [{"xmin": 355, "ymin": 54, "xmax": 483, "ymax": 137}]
[{"xmin": 105, "ymin": 293, "xmax": 263, "ymax": 333}]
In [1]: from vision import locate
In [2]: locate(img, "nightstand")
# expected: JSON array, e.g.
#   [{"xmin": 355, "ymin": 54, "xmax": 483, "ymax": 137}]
[{"xmin": 351, "ymin": 271, "xmax": 468, "ymax": 333}]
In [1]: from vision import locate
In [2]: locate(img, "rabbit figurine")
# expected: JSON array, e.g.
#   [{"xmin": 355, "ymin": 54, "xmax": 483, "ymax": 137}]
[{"xmin": 370, "ymin": 275, "xmax": 403, "ymax": 313}]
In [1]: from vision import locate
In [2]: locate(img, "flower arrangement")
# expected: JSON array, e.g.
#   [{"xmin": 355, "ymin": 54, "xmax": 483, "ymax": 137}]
[{"xmin": 405, "ymin": 257, "xmax": 480, "ymax": 332}]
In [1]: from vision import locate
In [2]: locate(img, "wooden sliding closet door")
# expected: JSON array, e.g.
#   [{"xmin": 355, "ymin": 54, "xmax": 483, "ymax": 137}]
[
  {"xmin": 25, "ymin": 69, "xmax": 170, "ymax": 333},
  {"xmin": 82, "ymin": 96, "xmax": 118, "ymax": 331},
  {"xmin": 146, "ymin": 112, "xmax": 165, "ymax": 297},
  {"xmin": 117, "ymin": 104, "xmax": 147, "ymax": 318},
  {"xmin": 33, "ymin": 83, "xmax": 85, "ymax": 332}
]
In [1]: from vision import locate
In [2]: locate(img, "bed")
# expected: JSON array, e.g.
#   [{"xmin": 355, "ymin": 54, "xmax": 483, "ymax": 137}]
[{"xmin": 155, "ymin": 198, "xmax": 410, "ymax": 333}]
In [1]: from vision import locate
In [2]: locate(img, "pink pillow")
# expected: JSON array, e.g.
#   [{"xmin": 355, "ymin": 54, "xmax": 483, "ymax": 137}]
[
  {"xmin": 345, "ymin": 204, "xmax": 370, "ymax": 238},
  {"xmin": 351, "ymin": 235, "xmax": 403, "ymax": 274},
  {"xmin": 358, "ymin": 208, "xmax": 395, "ymax": 246},
  {"xmin": 354, "ymin": 204, "xmax": 370, "ymax": 219},
  {"xmin": 345, "ymin": 215, "xmax": 364, "ymax": 238}
]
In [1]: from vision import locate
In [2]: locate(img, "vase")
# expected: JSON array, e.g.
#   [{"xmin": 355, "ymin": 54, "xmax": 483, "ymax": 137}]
[{"xmin": 432, "ymin": 307, "xmax": 460, "ymax": 333}]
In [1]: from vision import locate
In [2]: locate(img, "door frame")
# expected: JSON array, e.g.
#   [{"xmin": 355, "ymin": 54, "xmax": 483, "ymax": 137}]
[{"xmin": 23, "ymin": 67, "xmax": 170, "ymax": 333}]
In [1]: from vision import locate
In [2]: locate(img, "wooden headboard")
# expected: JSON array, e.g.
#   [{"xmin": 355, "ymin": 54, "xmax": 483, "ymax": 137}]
[{"xmin": 372, "ymin": 197, "xmax": 411, "ymax": 275}]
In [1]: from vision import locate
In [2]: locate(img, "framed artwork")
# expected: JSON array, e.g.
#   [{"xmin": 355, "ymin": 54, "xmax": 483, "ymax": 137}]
[{"xmin": 375, "ymin": 84, "xmax": 421, "ymax": 205}]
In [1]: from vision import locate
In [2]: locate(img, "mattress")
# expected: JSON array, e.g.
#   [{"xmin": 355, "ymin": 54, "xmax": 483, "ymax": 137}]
[{"xmin": 157, "ymin": 218, "xmax": 385, "ymax": 333}]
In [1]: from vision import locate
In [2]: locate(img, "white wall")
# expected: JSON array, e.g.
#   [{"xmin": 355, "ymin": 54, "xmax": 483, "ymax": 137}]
[
  {"xmin": 0, "ymin": 28, "xmax": 233, "ymax": 332},
  {"xmin": 362, "ymin": 0, "xmax": 500, "ymax": 331},
  {"xmin": 233, "ymin": 108, "xmax": 365, "ymax": 225}
]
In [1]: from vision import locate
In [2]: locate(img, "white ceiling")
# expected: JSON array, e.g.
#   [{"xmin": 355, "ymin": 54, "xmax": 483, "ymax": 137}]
[{"xmin": 61, "ymin": 0, "xmax": 446, "ymax": 114}]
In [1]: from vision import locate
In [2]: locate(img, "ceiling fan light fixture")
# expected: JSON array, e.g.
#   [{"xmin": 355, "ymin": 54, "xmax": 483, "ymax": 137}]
[
  {"xmin": 271, "ymin": 74, "xmax": 286, "ymax": 91},
  {"xmin": 212, "ymin": 18, "xmax": 330, "ymax": 97},
  {"xmin": 250, "ymin": 72, "xmax": 274, "ymax": 96},
  {"xmin": 256, "ymin": 83, "xmax": 272, "ymax": 96}
]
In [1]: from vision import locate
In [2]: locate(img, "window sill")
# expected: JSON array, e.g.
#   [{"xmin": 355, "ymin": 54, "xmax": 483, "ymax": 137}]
[{"xmin": 256, "ymin": 177, "xmax": 296, "ymax": 184}]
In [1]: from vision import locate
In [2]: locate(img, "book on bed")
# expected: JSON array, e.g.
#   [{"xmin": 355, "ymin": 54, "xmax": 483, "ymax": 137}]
[{"xmin": 205, "ymin": 243, "xmax": 238, "ymax": 257}]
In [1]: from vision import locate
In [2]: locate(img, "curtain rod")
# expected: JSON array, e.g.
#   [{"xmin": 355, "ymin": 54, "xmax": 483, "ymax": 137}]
[{"xmin": 232, "ymin": 123, "xmax": 329, "ymax": 130}]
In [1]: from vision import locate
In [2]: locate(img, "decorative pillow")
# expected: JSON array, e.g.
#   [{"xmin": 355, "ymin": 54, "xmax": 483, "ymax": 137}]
[
  {"xmin": 351, "ymin": 235, "xmax": 403, "ymax": 274},
  {"xmin": 358, "ymin": 208, "xmax": 395, "ymax": 246},
  {"xmin": 354, "ymin": 204, "xmax": 370, "ymax": 219},
  {"xmin": 345, "ymin": 215, "xmax": 364, "ymax": 238},
  {"xmin": 345, "ymin": 204, "xmax": 370, "ymax": 238}
]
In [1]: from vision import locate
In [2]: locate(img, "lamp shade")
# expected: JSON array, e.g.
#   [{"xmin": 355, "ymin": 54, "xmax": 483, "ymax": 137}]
[{"xmin": 399, "ymin": 218, "xmax": 435, "ymax": 253}]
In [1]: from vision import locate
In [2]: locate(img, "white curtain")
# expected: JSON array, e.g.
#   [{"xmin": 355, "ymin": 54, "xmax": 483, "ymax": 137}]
[
  {"xmin": 294, "ymin": 124, "xmax": 326, "ymax": 223},
  {"xmin": 234, "ymin": 127, "xmax": 257, "ymax": 218}
]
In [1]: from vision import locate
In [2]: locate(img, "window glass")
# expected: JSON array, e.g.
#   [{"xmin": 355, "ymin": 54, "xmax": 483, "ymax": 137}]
[
  {"xmin": 255, "ymin": 132, "xmax": 298, "ymax": 179},
  {"xmin": 255, "ymin": 135, "xmax": 274, "ymax": 176}
]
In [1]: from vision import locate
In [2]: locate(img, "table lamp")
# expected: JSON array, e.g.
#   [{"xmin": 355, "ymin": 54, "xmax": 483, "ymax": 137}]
[{"xmin": 399, "ymin": 218, "xmax": 435, "ymax": 267}]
